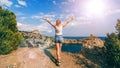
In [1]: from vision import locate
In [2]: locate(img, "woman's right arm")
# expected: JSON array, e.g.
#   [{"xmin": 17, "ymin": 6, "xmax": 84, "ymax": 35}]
[{"xmin": 42, "ymin": 18, "xmax": 55, "ymax": 27}]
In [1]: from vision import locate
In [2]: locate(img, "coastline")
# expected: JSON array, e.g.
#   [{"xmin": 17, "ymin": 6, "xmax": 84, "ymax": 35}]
[{"xmin": 0, "ymin": 31, "xmax": 105, "ymax": 68}]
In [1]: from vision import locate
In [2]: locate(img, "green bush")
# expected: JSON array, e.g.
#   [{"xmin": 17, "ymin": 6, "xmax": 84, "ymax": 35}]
[
  {"xmin": 105, "ymin": 33, "xmax": 120, "ymax": 67},
  {"xmin": 0, "ymin": 6, "xmax": 23, "ymax": 54},
  {"xmin": 105, "ymin": 19, "xmax": 120, "ymax": 67},
  {"xmin": 24, "ymin": 36, "xmax": 30, "ymax": 39}
]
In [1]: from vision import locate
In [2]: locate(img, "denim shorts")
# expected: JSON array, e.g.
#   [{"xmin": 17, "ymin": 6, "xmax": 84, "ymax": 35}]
[{"xmin": 55, "ymin": 35, "xmax": 64, "ymax": 43}]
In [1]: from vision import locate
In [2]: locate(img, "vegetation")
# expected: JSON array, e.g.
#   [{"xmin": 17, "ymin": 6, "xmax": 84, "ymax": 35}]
[
  {"xmin": 0, "ymin": 6, "xmax": 23, "ymax": 54},
  {"xmin": 105, "ymin": 19, "xmax": 120, "ymax": 67}
]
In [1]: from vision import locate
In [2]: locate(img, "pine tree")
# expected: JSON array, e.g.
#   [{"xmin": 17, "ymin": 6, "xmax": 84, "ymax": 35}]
[
  {"xmin": 0, "ymin": 6, "xmax": 23, "ymax": 54},
  {"xmin": 105, "ymin": 19, "xmax": 120, "ymax": 67}
]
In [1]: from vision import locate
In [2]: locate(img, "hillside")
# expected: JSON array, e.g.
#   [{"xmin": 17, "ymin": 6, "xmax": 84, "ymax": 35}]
[
  {"xmin": 0, "ymin": 47, "xmax": 104, "ymax": 68},
  {"xmin": 0, "ymin": 30, "xmax": 105, "ymax": 68}
]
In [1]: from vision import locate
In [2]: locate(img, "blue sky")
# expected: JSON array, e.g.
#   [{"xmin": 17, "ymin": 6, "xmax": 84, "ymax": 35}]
[{"xmin": 0, "ymin": 0, "xmax": 120, "ymax": 36}]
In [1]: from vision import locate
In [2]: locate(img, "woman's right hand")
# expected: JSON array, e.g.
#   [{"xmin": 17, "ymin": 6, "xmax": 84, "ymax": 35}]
[
  {"xmin": 42, "ymin": 17, "xmax": 55, "ymax": 27},
  {"xmin": 69, "ymin": 17, "xmax": 74, "ymax": 21},
  {"xmin": 67, "ymin": 17, "xmax": 73, "ymax": 22},
  {"xmin": 42, "ymin": 17, "xmax": 48, "ymax": 20}
]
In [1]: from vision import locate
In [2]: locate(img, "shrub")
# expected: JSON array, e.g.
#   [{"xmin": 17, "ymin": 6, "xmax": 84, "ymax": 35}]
[
  {"xmin": 0, "ymin": 6, "xmax": 23, "ymax": 54},
  {"xmin": 105, "ymin": 20, "xmax": 120, "ymax": 67}
]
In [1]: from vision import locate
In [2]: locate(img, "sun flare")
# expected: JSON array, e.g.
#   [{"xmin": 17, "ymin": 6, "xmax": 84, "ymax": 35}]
[{"xmin": 84, "ymin": 0, "xmax": 106, "ymax": 16}]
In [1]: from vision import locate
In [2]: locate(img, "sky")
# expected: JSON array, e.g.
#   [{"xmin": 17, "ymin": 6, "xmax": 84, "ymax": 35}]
[{"xmin": 0, "ymin": 0, "xmax": 120, "ymax": 36}]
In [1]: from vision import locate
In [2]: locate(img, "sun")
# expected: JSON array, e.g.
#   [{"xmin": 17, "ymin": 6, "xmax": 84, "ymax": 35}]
[
  {"xmin": 84, "ymin": 0, "xmax": 106, "ymax": 16},
  {"xmin": 71, "ymin": 23, "xmax": 75, "ymax": 26}
]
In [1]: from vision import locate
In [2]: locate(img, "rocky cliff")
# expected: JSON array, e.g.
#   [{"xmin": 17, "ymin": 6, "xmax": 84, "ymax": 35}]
[
  {"xmin": 20, "ymin": 30, "xmax": 104, "ymax": 47},
  {"xmin": 81, "ymin": 34, "xmax": 104, "ymax": 48},
  {"xmin": 63, "ymin": 34, "xmax": 106, "ymax": 67},
  {"xmin": 79, "ymin": 34, "xmax": 105, "ymax": 67},
  {"xmin": 64, "ymin": 39, "xmax": 82, "ymax": 44},
  {"xmin": 19, "ymin": 30, "xmax": 106, "ymax": 67},
  {"xmin": 64, "ymin": 34, "xmax": 104, "ymax": 46},
  {"xmin": 19, "ymin": 30, "xmax": 54, "ymax": 48}
]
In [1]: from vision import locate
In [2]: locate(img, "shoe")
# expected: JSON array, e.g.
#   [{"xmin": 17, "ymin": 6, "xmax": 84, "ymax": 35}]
[
  {"xmin": 57, "ymin": 60, "xmax": 61, "ymax": 66},
  {"xmin": 56, "ymin": 57, "xmax": 61, "ymax": 66}
]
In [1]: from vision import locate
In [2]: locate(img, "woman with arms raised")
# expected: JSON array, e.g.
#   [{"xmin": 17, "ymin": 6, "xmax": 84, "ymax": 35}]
[{"xmin": 42, "ymin": 17, "xmax": 73, "ymax": 66}]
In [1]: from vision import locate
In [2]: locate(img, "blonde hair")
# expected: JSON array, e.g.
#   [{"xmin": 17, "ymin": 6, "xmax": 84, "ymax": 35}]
[{"xmin": 56, "ymin": 20, "xmax": 61, "ymax": 26}]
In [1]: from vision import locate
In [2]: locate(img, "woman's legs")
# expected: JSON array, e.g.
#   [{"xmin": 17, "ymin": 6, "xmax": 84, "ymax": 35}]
[
  {"xmin": 55, "ymin": 35, "xmax": 63, "ymax": 65},
  {"xmin": 56, "ymin": 43, "xmax": 62, "ymax": 61},
  {"xmin": 59, "ymin": 43, "xmax": 62, "ymax": 58},
  {"xmin": 56, "ymin": 43, "xmax": 60, "ymax": 61}
]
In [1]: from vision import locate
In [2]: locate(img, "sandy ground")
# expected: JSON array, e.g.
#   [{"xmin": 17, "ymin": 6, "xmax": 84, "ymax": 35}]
[
  {"xmin": 0, "ymin": 46, "xmax": 100, "ymax": 68},
  {"xmin": 0, "ymin": 47, "xmax": 49, "ymax": 68}
]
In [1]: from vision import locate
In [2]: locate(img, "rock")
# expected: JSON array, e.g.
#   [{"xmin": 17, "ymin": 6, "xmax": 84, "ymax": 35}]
[
  {"xmin": 64, "ymin": 39, "xmax": 82, "ymax": 44},
  {"xmin": 32, "ymin": 30, "xmax": 40, "ymax": 35},
  {"xmin": 63, "ymin": 34, "xmax": 104, "ymax": 45},
  {"xmin": 79, "ymin": 34, "xmax": 105, "ymax": 67},
  {"xmin": 81, "ymin": 34, "xmax": 104, "ymax": 49},
  {"xmin": 20, "ymin": 30, "xmax": 54, "ymax": 48}
]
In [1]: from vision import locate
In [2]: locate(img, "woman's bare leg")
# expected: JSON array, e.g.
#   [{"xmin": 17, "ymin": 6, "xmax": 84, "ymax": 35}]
[
  {"xmin": 59, "ymin": 43, "xmax": 62, "ymax": 59},
  {"xmin": 56, "ymin": 43, "xmax": 60, "ymax": 61}
]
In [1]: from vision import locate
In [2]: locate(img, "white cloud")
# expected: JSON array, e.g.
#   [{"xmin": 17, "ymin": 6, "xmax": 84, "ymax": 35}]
[
  {"xmin": 31, "ymin": 14, "xmax": 56, "ymax": 21},
  {"xmin": 76, "ymin": 16, "xmax": 91, "ymax": 21},
  {"xmin": 61, "ymin": 1, "xmax": 68, "ymax": 5},
  {"xmin": 0, "ymin": 0, "xmax": 13, "ymax": 7},
  {"xmin": 15, "ymin": 4, "xmax": 21, "ymax": 8},
  {"xmin": 105, "ymin": 9, "xmax": 120, "ymax": 16},
  {"xmin": 31, "ymin": 12, "xmax": 92, "ymax": 25},
  {"xmin": 17, "ymin": 12, "xmax": 103, "ymax": 36},
  {"xmin": 64, "ymin": 10, "xmax": 70, "ymax": 13},
  {"xmin": 36, "ymin": 23, "xmax": 52, "ymax": 33},
  {"xmin": 52, "ymin": 1, "xmax": 56, "ymax": 5},
  {"xmin": 68, "ymin": 0, "xmax": 75, "ymax": 3},
  {"xmin": 17, "ymin": 0, "xmax": 27, "ymax": 7},
  {"xmin": 17, "ymin": 22, "xmax": 52, "ymax": 33},
  {"xmin": 31, "ymin": 16, "xmax": 42, "ymax": 19},
  {"xmin": 61, "ymin": 0, "xmax": 75, "ymax": 5},
  {"xmin": 19, "ymin": 16, "xmax": 27, "ymax": 20},
  {"xmin": 15, "ymin": 12, "xmax": 25, "ymax": 16},
  {"xmin": 17, "ymin": 22, "xmax": 23, "ymax": 26},
  {"xmin": 44, "ymin": 14, "xmax": 56, "ymax": 18},
  {"xmin": 15, "ymin": 12, "xmax": 27, "ymax": 21}
]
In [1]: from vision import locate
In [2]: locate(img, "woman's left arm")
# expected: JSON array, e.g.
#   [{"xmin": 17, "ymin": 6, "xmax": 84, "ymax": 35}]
[{"xmin": 62, "ymin": 17, "xmax": 73, "ymax": 28}]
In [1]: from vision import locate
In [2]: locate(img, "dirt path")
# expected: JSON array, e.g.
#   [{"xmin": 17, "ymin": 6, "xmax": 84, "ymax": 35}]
[
  {"xmin": 45, "ymin": 49, "xmax": 80, "ymax": 68},
  {"xmin": 16, "ymin": 47, "xmax": 80, "ymax": 68},
  {"xmin": 17, "ymin": 47, "xmax": 50, "ymax": 68},
  {"xmin": 0, "ymin": 46, "xmax": 100, "ymax": 68},
  {"xmin": 0, "ymin": 47, "xmax": 50, "ymax": 68},
  {"xmin": 0, "ymin": 47, "xmax": 78, "ymax": 68}
]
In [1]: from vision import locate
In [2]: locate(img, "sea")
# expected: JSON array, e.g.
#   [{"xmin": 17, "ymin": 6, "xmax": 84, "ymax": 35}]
[{"xmin": 62, "ymin": 36, "xmax": 105, "ymax": 53}]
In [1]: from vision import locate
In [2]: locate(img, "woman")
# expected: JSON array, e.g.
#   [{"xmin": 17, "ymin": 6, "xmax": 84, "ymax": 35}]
[{"xmin": 42, "ymin": 17, "xmax": 73, "ymax": 65}]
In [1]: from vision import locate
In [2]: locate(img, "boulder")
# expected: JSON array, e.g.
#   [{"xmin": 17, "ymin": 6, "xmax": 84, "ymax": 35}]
[
  {"xmin": 32, "ymin": 30, "xmax": 40, "ymax": 35},
  {"xmin": 80, "ymin": 34, "xmax": 105, "ymax": 66},
  {"xmin": 81, "ymin": 34, "xmax": 104, "ymax": 49}
]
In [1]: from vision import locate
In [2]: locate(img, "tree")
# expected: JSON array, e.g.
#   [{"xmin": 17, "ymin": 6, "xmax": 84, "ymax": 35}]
[
  {"xmin": 116, "ymin": 19, "xmax": 120, "ymax": 40},
  {"xmin": 116, "ymin": 19, "xmax": 120, "ymax": 33},
  {"xmin": 0, "ymin": 6, "xmax": 23, "ymax": 54},
  {"xmin": 105, "ymin": 19, "xmax": 120, "ymax": 67}
]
